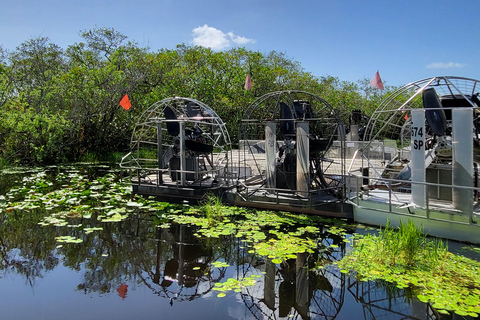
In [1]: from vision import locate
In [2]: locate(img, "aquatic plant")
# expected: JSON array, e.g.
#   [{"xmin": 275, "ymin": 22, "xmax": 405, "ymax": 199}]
[
  {"xmin": 338, "ymin": 221, "xmax": 480, "ymax": 317},
  {"xmin": 212, "ymin": 275, "xmax": 261, "ymax": 297},
  {"xmin": 160, "ymin": 201, "xmax": 352, "ymax": 268},
  {"xmin": 200, "ymin": 194, "xmax": 225, "ymax": 225},
  {"xmin": 1, "ymin": 168, "xmax": 143, "ymax": 244},
  {"xmin": 55, "ymin": 235, "xmax": 83, "ymax": 243},
  {"xmin": 211, "ymin": 261, "xmax": 230, "ymax": 268},
  {"xmin": 252, "ymin": 229, "xmax": 316, "ymax": 264}
]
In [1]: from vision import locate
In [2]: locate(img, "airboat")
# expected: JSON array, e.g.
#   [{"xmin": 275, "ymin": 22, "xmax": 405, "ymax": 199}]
[
  {"xmin": 120, "ymin": 77, "xmax": 480, "ymax": 244},
  {"xmin": 347, "ymin": 76, "xmax": 480, "ymax": 244},
  {"xmin": 228, "ymin": 90, "xmax": 350, "ymax": 217},
  {"xmin": 120, "ymin": 91, "xmax": 351, "ymax": 218},
  {"xmin": 120, "ymin": 97, "xmax": 233, "ymax": 201}
]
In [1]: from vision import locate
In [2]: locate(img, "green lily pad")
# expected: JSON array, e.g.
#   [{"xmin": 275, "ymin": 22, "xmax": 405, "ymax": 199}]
[
  {"xmin": 55, "ymin": 236, "xmax": 83, "ymax": 243},
  {"xmin": 84, "ymin": 227, "xmax": 103, "ymax": 234},
  {"xmin": 126, "ymin": 201, "xmax": 143, "ymax": 207}
]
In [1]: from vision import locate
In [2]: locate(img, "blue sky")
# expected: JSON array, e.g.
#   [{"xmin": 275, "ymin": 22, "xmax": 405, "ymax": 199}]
[{"xmin": 1, "ymin": 0, "xmax": 477, "ymax": 87}]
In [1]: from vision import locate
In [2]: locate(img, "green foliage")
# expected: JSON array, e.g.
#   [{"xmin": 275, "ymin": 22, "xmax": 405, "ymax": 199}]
[
  {"xmin": 0, "ymin": 99, "xmax": 75, "ymax": 164},
  {"xmin": 338, "ymin": 221, "xmax": 480, "ymax": 317},
  {"xmin": 0, "ymin": 157, "xmax": 8, "ymax": 170},
  {"xmin": 0, "ymin": 28, "xmax": 399, "ymax": 164}
]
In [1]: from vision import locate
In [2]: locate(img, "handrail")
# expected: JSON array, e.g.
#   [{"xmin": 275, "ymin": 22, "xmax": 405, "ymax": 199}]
[{"xmin": 347, "ymin": 173, "xmax": 480, "ymax": 226}]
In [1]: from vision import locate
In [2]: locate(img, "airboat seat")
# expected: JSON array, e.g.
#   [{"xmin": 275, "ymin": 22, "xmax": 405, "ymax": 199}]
[
  {"xmin": 472, "ymin": 93, "xmax": 480, "ymax": 107},
  {"xmin": 440, "ymin": 95, "xmax": 477, "ymax": 121},
  {"xmin": 164, "ymin": 106, "xmax": 180, "ymax": 136},
  {"xmin": 280, "ymin": 102, "xmax": 295, "ymax": 138},
  {"xmin": 164, "ymin": 106, "xmax": 213, "ymax": 153},
  {"xmin": 441, "ymin": 95, "xmax": 476, "ymax": 109},
  {"xmin": 293, "ymin": 100, "xmax": 313, "ymax": 119},
  {"xmin": 186, "ymin": 102, "xmax": 203, "ymax": 118},
  {"xmin": 423, "ymin": 88, "xmax": 447, "ymax": 136}
]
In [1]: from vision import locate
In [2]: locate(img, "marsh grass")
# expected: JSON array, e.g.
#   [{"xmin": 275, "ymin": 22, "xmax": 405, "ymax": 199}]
[
  {"xmin": 338, "ymin": 220, "xmax": 480, "ymax": 317},
  {"xmin": 200, "ymin": 194, "xmax": 225, "ymax": 225},
  {"xmin": 374, "ymin": 221, "xmax": 445, "ymax": 267}
]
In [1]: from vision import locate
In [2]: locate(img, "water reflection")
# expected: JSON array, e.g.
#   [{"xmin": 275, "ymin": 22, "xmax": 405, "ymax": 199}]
[
  {"xmin": 143, "ymin": 220, "xmax": 349, "ymax": 320},
  {"xmin": 145, "ymin": 225, "xmax": 223, "ymax": 304},
  {"xmin": 0, "ymin": 167, "xmax": 474, "ymax": 320},
  {"xmin": 239, "ymin": 254, "xmax": 346, "ymax": 320},
  {"xmin": 0, "ymin": 209, "xmax": 469, "ymax": 320}
]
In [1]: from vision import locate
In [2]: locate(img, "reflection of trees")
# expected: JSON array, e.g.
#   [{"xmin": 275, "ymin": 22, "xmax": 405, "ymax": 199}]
[
  {"xmin": 0, "ymin": 209, "xmax": 59, "ymax": 286},
  {"xmin": 59, "ymin": 216, "xmax": 352, "ymax": 319},
  {"xmin": 56, "ymin": 213, "xmax": 352, "ymax": 319},
  {"xmin": 0, "ymin": 205, "xmax": 439, "ymax": 320},
  {"xmin": 0, "ymin": 206, "xmax": 233, "ymax": 299},
  {"xmin": 63, "ymin": 216, "xmax": 154, "ymax": 294},
  {"xmin": 56, "ymin": 215, "xmax": 234, "ymax": 301}
]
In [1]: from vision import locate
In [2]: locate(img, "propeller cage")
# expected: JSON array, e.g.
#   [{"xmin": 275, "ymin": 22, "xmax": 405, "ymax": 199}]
[
  {"xmin": 121, "ymin": 97, "xmax": 232, "ymax": 189},
  {"xmin": 239, "ymin": 90, "xmax": 346, "ymax": 198}
]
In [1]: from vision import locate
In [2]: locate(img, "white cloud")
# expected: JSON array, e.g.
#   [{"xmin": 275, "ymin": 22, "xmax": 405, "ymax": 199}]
[
  {"xmin": 228, "ymin": 32, "xmax": 255, "ymax": 46},
  {"xmin": 426, "ymin": 62, "xmax": 466, "ymax": 69},
  {"xmin": 191, "ymin": 24, "xmax": 255, "ymax": 50}
]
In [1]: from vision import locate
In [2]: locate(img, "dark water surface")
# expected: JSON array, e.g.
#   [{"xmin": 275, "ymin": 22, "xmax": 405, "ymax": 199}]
[{"xmin": 0, "ymin": 165, "xmax": 474, "ymax": 320}]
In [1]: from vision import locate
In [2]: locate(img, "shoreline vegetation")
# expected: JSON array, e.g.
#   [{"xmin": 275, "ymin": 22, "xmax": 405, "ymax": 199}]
[
  {"xmin": 337, "ymin": 221, "xmax": 480, "ymax": 317},
  {"xmin": 0, "ymin": 27, "xmax": 387, "ymax": 167}
]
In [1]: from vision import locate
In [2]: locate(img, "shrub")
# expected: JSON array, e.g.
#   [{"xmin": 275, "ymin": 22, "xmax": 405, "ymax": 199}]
[{"xmin": 0, "ymin": 101, "xmax": 76, "ymax": 164}]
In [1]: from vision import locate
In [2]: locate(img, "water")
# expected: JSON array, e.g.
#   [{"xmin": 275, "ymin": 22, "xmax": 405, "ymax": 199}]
[
  {"xmin": 0, "ymin": 218, "xmax": 423, "ymax": 320},
  {"xmin": 0, "ymin": 165, "xmax": 474, "ymax": 320}
]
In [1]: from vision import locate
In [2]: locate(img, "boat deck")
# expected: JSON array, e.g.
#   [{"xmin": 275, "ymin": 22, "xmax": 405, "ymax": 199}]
[
  {"xmin": 125, "ymin": 146, "xmax": 480, "ymax": 243},
  {"xmin": 347, "ymin": 167, "xmax": 480, "ymax": 244}
]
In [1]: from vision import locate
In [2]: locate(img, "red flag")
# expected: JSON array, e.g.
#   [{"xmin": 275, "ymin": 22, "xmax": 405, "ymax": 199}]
[
  {"xmin": 370, "ymin": 71, "xmax": 384, "ymax": 90},
  {"xmin": 119, "ymin": 94, "xmax": 131, "ymax": 110},
  {"xmin": 117, "ymin": 283, "xmax": 128, "ymax": 299},
  {"xmin": 244, "ymin": 74, "xmax": 252, "ymax": 91}
]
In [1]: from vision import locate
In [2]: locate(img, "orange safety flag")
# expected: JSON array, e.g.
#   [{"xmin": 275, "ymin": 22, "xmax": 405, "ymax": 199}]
[
  {"xmin": 370, "ymin": 71, "xmax": 384, "ymax": 90},
  {"xmin": 117, "ymin": 283, "xmax": 128, "ymax": 299},
  {"xmin": 244, "ymin": 74, "xmax": 252, "ymax": 91},
  {"xmin": 119, "ymin": 94, "xmax": 131, "ymax": 110}
]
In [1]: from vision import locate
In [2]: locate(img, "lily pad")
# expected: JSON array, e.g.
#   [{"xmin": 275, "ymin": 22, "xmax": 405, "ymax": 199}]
[
  {"xmin": 126, "ymin": 201, "xmax": 143, "ymax": 207},
  {"xmin": 84, "ymin": 227, "xmax": 103, "ymax": 234},
  {"xmin": 55, "ymin": 236, "xmax": 83, "ymax": 243}
]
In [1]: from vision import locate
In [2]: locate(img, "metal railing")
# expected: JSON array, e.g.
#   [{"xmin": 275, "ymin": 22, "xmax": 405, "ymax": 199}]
[{"xmin": 347, "ymin": 173, "xmax": 480, "ymax": 226}]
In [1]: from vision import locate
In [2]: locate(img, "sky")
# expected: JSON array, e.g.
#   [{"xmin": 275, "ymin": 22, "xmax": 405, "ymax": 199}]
[{"xmin": 1, "ymin": 0, "xmax": 478, "ymax": 87}]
